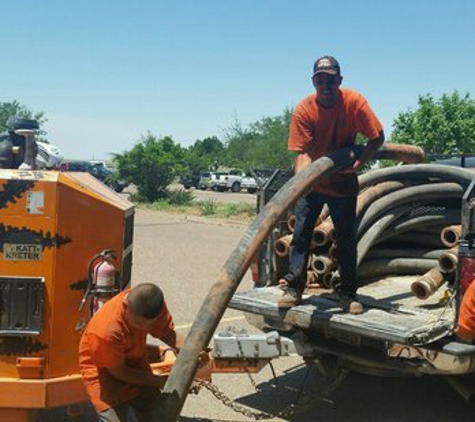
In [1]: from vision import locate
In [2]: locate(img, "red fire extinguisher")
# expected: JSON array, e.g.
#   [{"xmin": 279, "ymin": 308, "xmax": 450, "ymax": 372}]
[{"xmin": 79, "ymin": 249, "xmax": 118, "ymax": 315}]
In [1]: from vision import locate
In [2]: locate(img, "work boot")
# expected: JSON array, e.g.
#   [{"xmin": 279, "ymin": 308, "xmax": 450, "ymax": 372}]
[
  {"xmin": 278, "ymin": 278, "xmax": 289, "ymax": 289},
  {"xmin": 338, "ymin": 293, "xmax": 363, "ymax": 315},
  {"xmin": 278, "ymin": 288, "xmax": 302, "ymax": 309}
]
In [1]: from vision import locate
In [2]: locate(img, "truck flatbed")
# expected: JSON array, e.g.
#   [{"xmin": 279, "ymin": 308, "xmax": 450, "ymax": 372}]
[{"xmin": 230, "ymin": 276, "xmax": 454, "ymax": 346}]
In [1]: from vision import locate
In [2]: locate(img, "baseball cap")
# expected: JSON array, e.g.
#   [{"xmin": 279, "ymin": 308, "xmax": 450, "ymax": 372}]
[{"xmin": 313, "ymin": 56, "xmax": 341, "ymax": 77}]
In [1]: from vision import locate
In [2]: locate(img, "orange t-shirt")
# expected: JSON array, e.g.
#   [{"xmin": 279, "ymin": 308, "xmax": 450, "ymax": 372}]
[
  {"xmin": 78, "ymin": 289, "xmax": 175, "ymax": 412},
  {"xmin": 288, "ymin": 88, "xmax": 383, "ymax": 197},
  {"xmin": 456, "ymin": 281, "xmax": 475, "ymax": 342}
]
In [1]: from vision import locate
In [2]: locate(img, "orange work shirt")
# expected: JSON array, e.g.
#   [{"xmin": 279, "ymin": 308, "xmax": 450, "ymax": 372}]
[
  {"xmin": 456, "ymin": 281, "xmax": 475, "ymax": 342},
  {"xmin": 78, "ymin": 289, "xmax": 175, "ymax": 412},
  {"xmin": 288, "ymin": 88, "xmax": 383, "ymax": 197}
]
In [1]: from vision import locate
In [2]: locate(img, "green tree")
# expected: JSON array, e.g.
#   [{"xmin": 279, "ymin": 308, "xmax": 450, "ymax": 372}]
[
  {"xmin": 224, "ymin": 109, "xmax": 295, "ymax": 170},
  {"xmin": 185, "ymin": 136, "xmax": 224, "ymax": 172},
  {"xmin": 0, "ymin": 100, "xmax": 46, "ymax": 133},
  {"xmin": 114, "ymin": 134, "xmax": 186, "ymax": 202},
  {"xmin": 390, "ymin": 91, "xmax": 475, "ymax": 155}
]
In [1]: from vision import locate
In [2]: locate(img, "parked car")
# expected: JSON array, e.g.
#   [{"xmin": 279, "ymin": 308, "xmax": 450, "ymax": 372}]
[
  {"xmin": 241, "ymin": 169, "xmax": 275, "ymax": 194},
  {"xmin": 209, "ymin": 171, "xmax": 230, "ymax": 191},
  {"xmin": 60, "ymin": 160, "xmax": 128, "ymax": 193},
  {"xmin": 198, "ymin": 171, "xmax": 212, "ymax": 190},
  {"xmin": 179, "ymin": 171, "xmax": 201, "ymax": 189},
  {"xmin": 240, "ymin": 174, "xmax": 258, "ymax": 194},
  {"xmin": 198, "ymin": 171, "xmax": 229, "ymax": 190},
  {"xmin": 432, "ymin": 155, "xmax": 475, "ymax": 169}
]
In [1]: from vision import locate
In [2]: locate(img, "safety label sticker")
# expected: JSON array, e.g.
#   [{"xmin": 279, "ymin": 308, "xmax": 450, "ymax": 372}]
[{"xmin": 4, "ymin": 244, "xmax": 43, "ymax": 261}]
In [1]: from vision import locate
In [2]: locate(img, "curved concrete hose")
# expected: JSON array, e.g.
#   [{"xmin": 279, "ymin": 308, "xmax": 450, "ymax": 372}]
[
  {"xmin": 374, "ymin": 209, "xmax": 460, "ymax": 246},
  {"xmin": 365, "ymin": 248, "xmax": 447, "ymax": 260},
  {"xmin": 358, "ymin": 207, "xmax": 461, "ymax": 265},
  {"xmin": 357, "ymin": 183, "xmax": 464, "ymax": 237},
  {"xmin": 359, "ymin": 164, "xmax": 475, "ymax": 191},
  {"xmin": 160, "ymin": 144, "xmax": 424, "ymax": 421},
  {"xmin": 357, "ymin": 258, "xmax": 438, "ymax": 281}
]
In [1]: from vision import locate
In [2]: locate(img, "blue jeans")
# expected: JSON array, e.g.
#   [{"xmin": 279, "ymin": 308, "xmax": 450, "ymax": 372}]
[{"xmin": 284, "ymin": 192, "xmax": 358, "ymax": 297}]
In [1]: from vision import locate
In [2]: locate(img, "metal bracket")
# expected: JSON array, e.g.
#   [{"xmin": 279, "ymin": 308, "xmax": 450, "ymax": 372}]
[{"xmin": 213, "ymin": 329, "xmax": 318, "ymax": 359}]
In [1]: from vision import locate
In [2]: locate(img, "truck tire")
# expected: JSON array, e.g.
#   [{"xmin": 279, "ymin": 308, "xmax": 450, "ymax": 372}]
[
  {"xmin": 247, "ymin": 188, "xmax": 257, "ymax": 194},
  {"xmin": 231, "ymin": 181, "xmax": 241, "ymax": 192},
  {"xmin": 216, "ymin": 186, "xmax": 226, "ymax": 192}
]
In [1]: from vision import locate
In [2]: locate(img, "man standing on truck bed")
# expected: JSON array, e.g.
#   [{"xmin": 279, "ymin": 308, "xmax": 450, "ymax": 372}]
[
  {"xmin": 79, "ymin": 283, "xmax": 183, "ymax": 422},
  {"xmin": 278, "ymin": 56, "xmax": 384, "ymax": 314}
]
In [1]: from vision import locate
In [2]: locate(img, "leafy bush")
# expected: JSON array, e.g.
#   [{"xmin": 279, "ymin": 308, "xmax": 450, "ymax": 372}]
[
  {"xmin": 167, "ymin": 188, "xmax": 195, "ymax": 206},
  {"xmin": 198, "ymin": 199, "xmax": 218, "ymax": 216},
  {"xmin": 114, "ymin": 134, "xmax": 186, "ymax": 202},
  {"xmin": 390, "ymin": 91, "xmax": 475, "ymax": 155},
  {"xmin": 221, "ymin": 202, "xmax": 255, "ymax": 217}
]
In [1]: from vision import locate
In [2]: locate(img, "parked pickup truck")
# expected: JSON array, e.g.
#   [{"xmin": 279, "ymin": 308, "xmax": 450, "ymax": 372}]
[
  {"xmin": 214, "ymin": 169, "xmax": 245, "ymax": 192},
  {"xmin": 240, "ymin": 174, "xmax": 258, "ymax": 194},
  {"xmin": 222, "ymin": 164, "xmax": 475, "ymax": 402}
]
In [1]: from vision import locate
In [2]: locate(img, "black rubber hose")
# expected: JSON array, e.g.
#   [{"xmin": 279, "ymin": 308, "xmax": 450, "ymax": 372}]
[
  {"xmin": 378, "ymin": 232, "xmax": 446, "ymax": 249},
  {"xmin": 356, "ymin": 204, "xmax": 415, "ymax": 266},
  {"xmin": 374, "ymin": 209, "xmax": 461, "ymax": 246},
  {"xmin": 359, "ymin": 164, "xmax": 475, "ymax": 191},
  {"xmin": 365, "ymin": 248, "xmax": 447, "ymax": 260},
  {"xmin": 357, "ymin": 258, "xmax": 438, "ymax": 282},
  {"xmin": 357, "ymin": 183, "xmax": 464, "ymax": 237}
]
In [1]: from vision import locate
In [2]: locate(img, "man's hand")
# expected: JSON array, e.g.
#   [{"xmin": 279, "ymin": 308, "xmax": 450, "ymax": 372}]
[
  {"xmin": 339, "ymin": 159, "xmax": 364, "ymax": 174},
  {"xmin": 197, "ymin": 350, "xmax": 211, "ymax": 368}
]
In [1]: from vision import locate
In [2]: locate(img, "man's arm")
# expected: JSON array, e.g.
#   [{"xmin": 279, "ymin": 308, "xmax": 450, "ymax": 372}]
[
  {"xmin": 160, "ymin": 329, "xmax": 185, "ymax": 351},
  {"xmin": 294, "ymin": 152, "xmax": 313, "ymax": 173},
  {"xmin": 108, "ymin": 363, "xmax": 167, "ymax": 389},
  {"xmin": 340, "ymin": 130, "xmax": 385, "ymax": 173}
]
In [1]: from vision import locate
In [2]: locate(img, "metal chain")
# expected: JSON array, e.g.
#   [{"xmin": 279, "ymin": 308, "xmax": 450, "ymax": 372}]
[
  {"xmin": 235, "ymin": 332, "xmax": 259, "ymax": 391},
  {"xmin": 196, "ymin": 368, "xmax": 348, "ymax": 420}
]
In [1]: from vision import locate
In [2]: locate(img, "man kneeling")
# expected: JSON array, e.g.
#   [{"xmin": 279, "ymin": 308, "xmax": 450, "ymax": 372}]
[{"xmin": 79, "ymin": 283, "xmax": 183, "ymax": 422}]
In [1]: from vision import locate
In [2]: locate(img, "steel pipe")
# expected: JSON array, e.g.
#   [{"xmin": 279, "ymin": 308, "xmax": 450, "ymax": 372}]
[
  {"xmin": 313, "ymin": 181, "xmax": 408, "ymax": 247},
  {"xmin": 410, "ymin": 266, "xmax": 446, "ymax": 300},
  {"xmin": 311, "ymin": 254, "xmax": 336, "ymax": 275},
  {"xmin": 274, "ymin": 234, "xmax": 292, "ymax": 257},
  {"xmin": 328, "ymin": 243, "xmax": 338, "ymax": 261},
  {"xmin": 306, "ymin": 270, "xmax": 319, "ymax": 286},
  {"xmin": 286, "ymin": 214, "xmax": 296, "ymax": 233},
  {"xmin": 312, "ymin": 218, "xmax": 334, "ymax": 246},
  {"xmin": 438, "ymin": 247, "xmax": 459, "ymax": 274},
  {"xmin": 441, "ymin": 225, "xmax": 461, "ymax": 248}
]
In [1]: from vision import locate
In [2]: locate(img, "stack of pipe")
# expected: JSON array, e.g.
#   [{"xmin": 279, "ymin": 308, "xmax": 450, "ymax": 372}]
[{"xmin": 273, "ymin": 163, "xmax": 474, "ymax": 298}]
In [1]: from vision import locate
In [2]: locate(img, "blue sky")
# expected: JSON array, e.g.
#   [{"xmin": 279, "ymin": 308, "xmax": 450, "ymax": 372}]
[{"xmin": 1, "ymin": 0, "xmax": 474, "ymax": 160}]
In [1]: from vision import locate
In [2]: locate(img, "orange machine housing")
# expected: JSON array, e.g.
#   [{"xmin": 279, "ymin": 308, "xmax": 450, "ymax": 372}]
[{"xmin": 0, "ymin": 169, "xmax": 134, "ymax": 418}]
